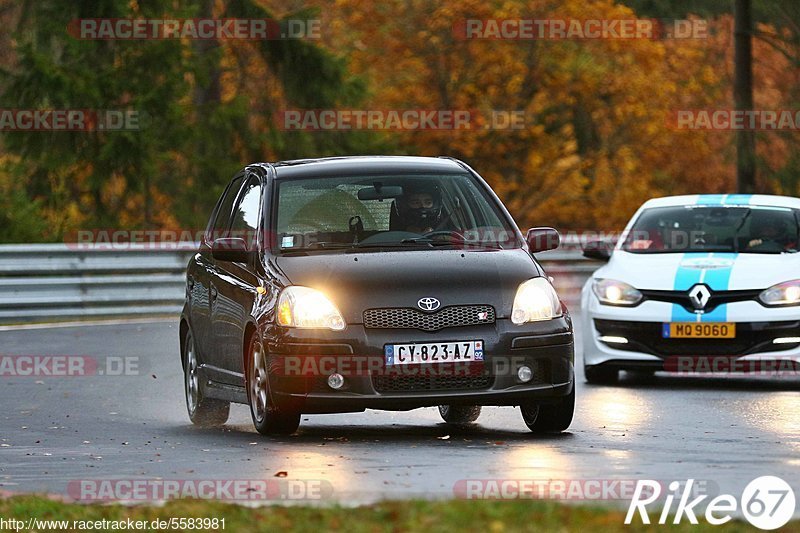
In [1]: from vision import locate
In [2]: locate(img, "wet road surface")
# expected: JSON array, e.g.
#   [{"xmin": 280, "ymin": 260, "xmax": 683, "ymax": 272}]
[{"xmin": 0, "ymin": 318, "xmax": 798, "ymax": 509}]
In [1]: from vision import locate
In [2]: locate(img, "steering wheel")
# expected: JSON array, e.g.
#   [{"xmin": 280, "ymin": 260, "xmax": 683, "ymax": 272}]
[{"xmin": 422, "ymin": 230, "xmax": 465, "ymax": 242}]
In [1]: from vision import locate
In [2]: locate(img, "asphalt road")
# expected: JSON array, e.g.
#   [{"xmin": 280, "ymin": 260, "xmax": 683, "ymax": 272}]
[{"xmin": 1, "ymin": 316, "xmax": 799, "ymax": 512}]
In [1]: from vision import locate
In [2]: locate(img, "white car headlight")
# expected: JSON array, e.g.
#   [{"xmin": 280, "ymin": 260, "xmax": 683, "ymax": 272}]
[
  {"xmin": 276, "ymin": 286, "xmax": 346, "ymax": 330},
  {"xmin": 592, "ymin": 278, "xmax": 643, "ymax": 306},
  {"xmin": 511, "ymin": 278, "xmax": 563, "ymax": 324},
  {"xmin": 759, "ymin": 280, "xmax": 800, "ymax": 307}
]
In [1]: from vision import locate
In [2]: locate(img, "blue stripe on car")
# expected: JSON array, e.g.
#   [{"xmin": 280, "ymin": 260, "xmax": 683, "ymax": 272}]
[
  {"xmin": 723, "ymin": 194, "xmax": 752, "ymax": 205},
  {"xmin": 669, "ymin": 194, "xmax": 750, "ymax": 322},
  {"xmin": 696, "ymin": 194, "xmax": 725, "ymax": 205},
  {"xmin": 671, "ymin": 253, "xmax": 704, "ymax": 322},
  {"xmin": 698, "ymin": 253, "xmax": 737, "ymax": 321}
]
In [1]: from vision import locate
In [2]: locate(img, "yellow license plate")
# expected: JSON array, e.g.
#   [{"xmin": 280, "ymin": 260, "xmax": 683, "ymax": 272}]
[{"xmin": 663, "ymin": 323, "xmax": 736, "ymax": 339}]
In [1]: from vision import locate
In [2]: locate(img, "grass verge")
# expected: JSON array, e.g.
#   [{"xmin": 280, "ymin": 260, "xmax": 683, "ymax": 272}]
[{"xmin": 0, "ymin": 496, "xmax": 786, "ymax": 532}]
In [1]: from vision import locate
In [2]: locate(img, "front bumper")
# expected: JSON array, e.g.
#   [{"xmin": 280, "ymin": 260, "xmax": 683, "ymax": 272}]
[
  {"xmin": 581, "ymin": 288, "xmax": 800, "ymax": 371},
  {"xmin": 263, "ymin": 316, "xmax": 574, "ymax": 413}
]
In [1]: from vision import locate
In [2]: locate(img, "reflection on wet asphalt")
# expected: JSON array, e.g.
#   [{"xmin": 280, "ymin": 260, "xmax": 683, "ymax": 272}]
[{"xmin": 0, "ymin": 318, "xmax": 797, "ymax": 508}]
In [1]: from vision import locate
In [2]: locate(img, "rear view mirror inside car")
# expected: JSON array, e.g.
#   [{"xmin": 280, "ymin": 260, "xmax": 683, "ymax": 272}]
[{"xmin": 357, "ymin": 184, "xmax": 403, "ymax": 201}]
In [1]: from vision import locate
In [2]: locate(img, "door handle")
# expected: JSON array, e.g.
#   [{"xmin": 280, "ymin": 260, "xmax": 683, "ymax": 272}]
[
  {"xmin": 210, "ymin": 285, "xmax": 218, "ymax": 302},
  {"xmin": 187, "ymin": 277, "xmax": 195, "ymax": 290}
]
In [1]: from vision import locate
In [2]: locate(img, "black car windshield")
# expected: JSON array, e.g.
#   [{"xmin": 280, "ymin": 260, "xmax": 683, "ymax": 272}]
[
  {"xmin": 621, "ymin": 205, "xmax": 800, "ymax": 254},
  {"xmin": 272, "ymin": 173, "xmax": 521, "ymax": 252}
]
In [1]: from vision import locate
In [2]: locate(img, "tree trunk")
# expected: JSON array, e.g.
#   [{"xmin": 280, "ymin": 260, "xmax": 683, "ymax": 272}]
[{"xmin": 734, "ymin": 0, "xmax": 756, "ymax": 193}]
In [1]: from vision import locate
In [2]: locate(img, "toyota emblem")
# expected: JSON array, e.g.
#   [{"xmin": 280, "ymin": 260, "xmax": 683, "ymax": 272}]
[{"xmin": 417, "ymin": 297, "xmax": 441, "ymax": 312}]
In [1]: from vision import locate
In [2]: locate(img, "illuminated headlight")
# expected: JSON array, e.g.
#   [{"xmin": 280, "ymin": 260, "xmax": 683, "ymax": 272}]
[
  {"xmin": 276, "ymin": 286, "xmax": 346, "ymax": 330},
  {"xmin": 511, "ymin": 278, "xmax": 563, "ymax": 325},
  {"xmin": 592, "ymin": 279, "xmax": 643, "ymax": 306},
  {"xmin": 759, "ymin": 280, "xmax": 800, "ymax": 307}
]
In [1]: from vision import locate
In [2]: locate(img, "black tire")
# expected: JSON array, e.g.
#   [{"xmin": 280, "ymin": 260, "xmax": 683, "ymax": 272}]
[
  {"xmin": 520, "ymin": 387, "xmax": 575, "ymax": 433},
  {"xmin": 246, "ymin": 334, "xmax": 300, "ymax": 435},
  {"xmin": 184, "ymin": 329, "xmax": 230, "ymax": 427},
  {"xmin": 584, "ymin": 364, "xmax": 619, "ymax": 384},
  {"xmin": 438, "ymin": 405, "xmax": 481, "ymax": 425}
]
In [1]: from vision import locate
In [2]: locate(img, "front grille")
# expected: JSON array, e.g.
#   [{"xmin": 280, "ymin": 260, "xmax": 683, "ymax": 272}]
[
  {"xmin": 363, "ymin": 305, "xmax": 495, "ymax": 332},
  {"xmin": 639, "ymin": 289, "xmax": 762, "ymax": 313},
  {"xmin": 595, "ymin": 319, "xmax": 800, "ymax": 357},
  {"xmin": 372, "ymin": 374, "xmax": 494, "ymax": 393}
]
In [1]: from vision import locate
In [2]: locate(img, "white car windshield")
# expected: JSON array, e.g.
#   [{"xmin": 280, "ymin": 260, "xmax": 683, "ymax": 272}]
[{"xmin": 621, "ymin": 205, "xmax": 800, "ymax": 254}]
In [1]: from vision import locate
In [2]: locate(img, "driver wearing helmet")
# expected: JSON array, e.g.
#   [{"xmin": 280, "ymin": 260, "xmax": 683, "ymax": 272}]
[
  {"xmin": 395, "ymin": 184, "xmax": 449, "ymax": 234},
  {"xmin": 747, "ymin": 211, "xmax": 797, "ymax": 251}
]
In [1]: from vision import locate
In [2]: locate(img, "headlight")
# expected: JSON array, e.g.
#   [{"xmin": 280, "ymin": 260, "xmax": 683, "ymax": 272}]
[
  {"xmin": 511, "ymin": 278, "xmax": 563, "ymax": 324},
  {"xmin": 276, "ymin": 286, "xmax": 346, "ymax": 330},
  {"xmin": 592, "ymin": 279, "xmax": 643, "ymax": 306},
  {"xmin": 759, "ymin": 280, "xmax": 800, "ymax": 307}
]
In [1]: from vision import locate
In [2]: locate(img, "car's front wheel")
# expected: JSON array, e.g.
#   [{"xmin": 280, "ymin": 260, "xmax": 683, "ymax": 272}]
[
  {"xmin": 520, "ymin": 387, "xmax": 574, "ymax": 433},
  {"xmin": 438, "ymin": 405, "xmax": 481, "ymax": 425},
  {"xmin": 184, "ymin": 329, "xmax": 230, "ymax": 426},
  {"xmin": 246, "ymin": 335, "xmax": 300, "ymax": 435}
]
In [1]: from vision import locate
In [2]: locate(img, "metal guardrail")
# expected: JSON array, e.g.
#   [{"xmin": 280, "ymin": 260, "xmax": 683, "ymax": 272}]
[
  {"xmin": 0, "ymin": 244, "xmax": 196, "ymax": 323},
  {"xmin": 0, "ymin": 242, "xmax": 600, "ymax": 324}
]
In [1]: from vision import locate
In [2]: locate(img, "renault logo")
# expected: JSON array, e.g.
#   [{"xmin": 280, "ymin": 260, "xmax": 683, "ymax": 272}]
[
  {"xmin": 688, "ymin": 284, "xmax": 712, "ymax": 310},
  {"xmin": 417, "ymin": 297, "xmax": 441, "ymax": 312}
]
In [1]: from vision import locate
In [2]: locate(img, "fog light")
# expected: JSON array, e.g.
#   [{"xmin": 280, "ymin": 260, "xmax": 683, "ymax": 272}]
[
  {"xmin": 517, "ymin": 365, "xmax": 533, "ymax": 383},
  {"xmin": 773, "ymin": 337, "xmax": 800, "ymax": 345},
  {"xmin": 598, "ymin": 335, "xmax": 628, "ymax": 344},
  {"xmin": 327, "ymin": 373, "xmax": 345, "ymax": 390}
]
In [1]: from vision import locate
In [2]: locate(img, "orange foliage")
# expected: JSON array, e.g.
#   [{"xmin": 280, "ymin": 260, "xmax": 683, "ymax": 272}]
[{"xmin": 307, "ymin": 0, "xmax": 798, "ymax": 230}]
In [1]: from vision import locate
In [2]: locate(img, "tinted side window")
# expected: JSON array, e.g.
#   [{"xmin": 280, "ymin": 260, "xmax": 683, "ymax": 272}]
[
  {"xmin": 209, "ymin": 176, "xmax": 244, "ymax": 240},
  {"xmin": 229, "ymin": 176, "xmax": 262, "ymax": 247}
]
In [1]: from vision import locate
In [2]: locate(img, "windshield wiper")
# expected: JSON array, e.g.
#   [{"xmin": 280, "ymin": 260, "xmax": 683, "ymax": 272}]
[
  {"xmin": 400, "ymin": 237, "xmax": 458, "ymax": 247},
  {"xmin": 281, "ymin": 242, "xmax": 353, "ymax": 253},
  {"xmin": 354, "ymin": 240, "xmax": 434, "ymax": 249},
  {"xmin": 284, "ymin": 239, "xmax": 507, "ymax": 252},
  {"xmin": 307, "ymin": 242, "xmax": 349, "ymax": 248}
]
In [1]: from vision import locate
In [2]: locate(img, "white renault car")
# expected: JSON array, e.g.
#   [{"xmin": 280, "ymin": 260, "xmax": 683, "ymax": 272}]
[{"xmin": 580, "ymin": 194, "xmax": 800, "ymax": 383}]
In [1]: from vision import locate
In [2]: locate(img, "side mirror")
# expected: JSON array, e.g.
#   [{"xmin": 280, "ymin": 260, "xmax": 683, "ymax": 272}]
[
  {"xmin": 212, "ymin": 237, "xmax": 252, "ymax": 263},
  {"xmin": 526, "ymin": 227, "xmax": 560, "ymax": 253},
  {"xmin": 583, "ymin": 240, "xmax": 612, "ymax": 261}
]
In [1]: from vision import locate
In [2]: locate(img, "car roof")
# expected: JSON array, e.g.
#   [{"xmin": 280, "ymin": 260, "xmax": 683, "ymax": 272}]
[
  {"xmin": 640, "ymin": 194, "xmax": 800, "ymax": 210},
  {"xmin": 253, "ymin": 156, "xmax": 468, "ymax": 179}
]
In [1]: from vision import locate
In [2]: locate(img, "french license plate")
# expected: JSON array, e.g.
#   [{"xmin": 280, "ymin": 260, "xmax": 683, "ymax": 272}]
[
  {"xmin": 662, "ymin": 323, "xmax": 736, "ymax": 339},
  {"xmin": 384, "ymin": 341, "xmax": 483, "ymax": 366}
]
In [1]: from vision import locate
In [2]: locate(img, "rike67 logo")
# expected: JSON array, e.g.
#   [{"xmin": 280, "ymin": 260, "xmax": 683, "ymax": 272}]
[{"xmin": 626, "ymin": 476, "xmax": 795, "ymax": 530}]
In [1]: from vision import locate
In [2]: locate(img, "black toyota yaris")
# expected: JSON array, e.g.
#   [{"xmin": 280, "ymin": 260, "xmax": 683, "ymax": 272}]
[{"xmin": 180, "ymin": 156, "xmax": 575, "ymax": 435}]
